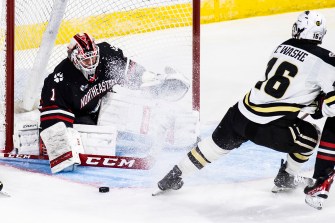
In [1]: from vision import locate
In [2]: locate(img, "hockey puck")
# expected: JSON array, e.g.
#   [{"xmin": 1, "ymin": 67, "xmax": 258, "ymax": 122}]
[{"xmin": 99, "ymin": 187, "xmax": 109, "ymax": 193}]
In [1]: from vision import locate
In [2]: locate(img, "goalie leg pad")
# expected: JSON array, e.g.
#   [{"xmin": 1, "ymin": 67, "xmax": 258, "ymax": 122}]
[
  {"xmin": 40, "ymin": 122, "xmax": 84, "ymax": 174},
  {"xmin": 13, "ymin": 120, "xmax": 39, "ymax": 155},
  {"xmin": 74, "ymin": 124, "xmax": 117, "ymax": 155}
]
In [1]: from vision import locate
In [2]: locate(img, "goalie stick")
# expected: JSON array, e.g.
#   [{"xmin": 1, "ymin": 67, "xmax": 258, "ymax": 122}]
[
  {"xmin": 0, "ymin": 152, "xmax": 154, "ymax": 170},
  {"xmin": 79, "ymin": 154, "xmax": 154, "ymax": 170}
]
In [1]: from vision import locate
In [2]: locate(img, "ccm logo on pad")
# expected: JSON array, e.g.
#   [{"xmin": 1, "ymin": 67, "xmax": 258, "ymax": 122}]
[{"xmin": 84, "ymin": 156, "xmax": 135, "ymax": 168}]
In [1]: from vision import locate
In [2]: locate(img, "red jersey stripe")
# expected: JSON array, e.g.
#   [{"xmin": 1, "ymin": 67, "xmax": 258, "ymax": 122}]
[
  {"xmin": 319, "ymin": 141, "xmax": 335, "ymax": 150},
  {"xmin": 41, "ymin": 115, "xmax": 74, "ymax": 124},
  {"xmin": 40, "ymin": 105, "xmax": 59, "ymax": 111},
  {"xmin": 317, "ymin": 154, "xmax": 335, "ymax": 162}
]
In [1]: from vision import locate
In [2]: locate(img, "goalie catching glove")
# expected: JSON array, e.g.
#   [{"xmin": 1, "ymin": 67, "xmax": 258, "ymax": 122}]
[{"xmin": 140, "ymin": 66, "xmax": 190, "ymax": 101}]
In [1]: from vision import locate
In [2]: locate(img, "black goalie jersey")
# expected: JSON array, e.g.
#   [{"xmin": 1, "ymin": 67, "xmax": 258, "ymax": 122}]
[
  {"xmin": 39, "ymin": 42, "xmax": 145, "ymax": 131},
  {"xmin": 238, "ymin": 38, "xmax": 335, "ymax": 124}
]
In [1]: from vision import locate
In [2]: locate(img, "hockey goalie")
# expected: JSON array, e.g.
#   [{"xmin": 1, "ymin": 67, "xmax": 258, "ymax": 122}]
[{"xmin": 14, "ymin": 33, "xmax": 199, "ymax": 173}]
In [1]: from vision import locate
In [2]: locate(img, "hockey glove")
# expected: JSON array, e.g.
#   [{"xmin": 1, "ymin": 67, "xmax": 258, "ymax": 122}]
[
  {"xmin": 310, "ymin": 92, "xmax": 325, "ymax": 120},
  {"xmin": 141, "ymin": 67, "xmax": 190, "ymax": 101}
]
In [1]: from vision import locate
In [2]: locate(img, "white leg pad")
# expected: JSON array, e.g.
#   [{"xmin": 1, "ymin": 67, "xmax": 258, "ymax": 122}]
[
  {"xmin": 67, "ymin": 128, "xmax": 85, "ymax": 164},
  {"xmin": 40, "ymin": 122, "xmax": 84, "ymax": 174},
  {"xmin": 13, "ymin": 120, "xmax": 39, "ymax": 155},
  {"xmin": 74, "ymin": 124, "xmax": 117, "ymax": 155}
]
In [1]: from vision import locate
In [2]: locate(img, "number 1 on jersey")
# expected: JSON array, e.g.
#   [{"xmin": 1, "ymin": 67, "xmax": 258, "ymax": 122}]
[{"xmin": 50, "ymin": 88, "xmax": 56, "ymax": 101}]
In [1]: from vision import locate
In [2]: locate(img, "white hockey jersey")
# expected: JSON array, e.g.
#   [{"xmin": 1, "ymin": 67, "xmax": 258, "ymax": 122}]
[{"xmin": 238, "ymin": 38, "xmax": 335, "ymax": 124}]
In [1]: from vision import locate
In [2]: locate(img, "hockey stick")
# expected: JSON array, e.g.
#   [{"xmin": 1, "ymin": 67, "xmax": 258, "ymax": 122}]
[
  {"xmin": 300, "ymin": 112, "xmax": 309, "ymax": 120},
  {"xmin": 0, "ymin": 153, "xmax": 48, "ymax": 160},
  {"xmin": 0, "ymin": 152, "xmax": 155, "ymax": 170}
]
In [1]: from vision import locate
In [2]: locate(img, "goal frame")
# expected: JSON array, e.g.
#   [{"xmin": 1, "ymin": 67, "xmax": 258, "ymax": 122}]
[
  {"xmin": 2, "ymin": 0, "xmax": 200, "ymax": 154},
  {"xmin": 3, "ymin": 0, "xmax": 15, "ymax": 154}
]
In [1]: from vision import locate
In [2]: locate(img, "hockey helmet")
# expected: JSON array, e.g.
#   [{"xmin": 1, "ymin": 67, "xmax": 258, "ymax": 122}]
[
  {"xmin": 292, "ymin": 11, "xmax": 327, "ymax": 43},
  {"xmin": 68, "ymin": 33, "xmax": 100, "ymax": 82}
]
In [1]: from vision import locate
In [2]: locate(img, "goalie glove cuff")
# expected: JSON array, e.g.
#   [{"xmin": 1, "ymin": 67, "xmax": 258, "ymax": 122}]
[{"xmin": 140, "ymin": 71, "xmax": 165, "ymax": 88}]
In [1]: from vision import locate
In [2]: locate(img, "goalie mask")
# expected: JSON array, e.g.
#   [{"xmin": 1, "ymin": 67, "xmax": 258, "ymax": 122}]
[
  {"xmin": 292, "ymin": 11, "xmax": 327, "ymax": 43},
  {"xmin": 68, "ymin": 33, "xmax": 100, "ymax": 82}
]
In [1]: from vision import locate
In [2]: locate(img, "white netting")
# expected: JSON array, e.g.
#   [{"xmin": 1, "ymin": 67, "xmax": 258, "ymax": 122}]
[{"xmin": 0, "ymin": 0, "xmax": 194, "ymax": 151}]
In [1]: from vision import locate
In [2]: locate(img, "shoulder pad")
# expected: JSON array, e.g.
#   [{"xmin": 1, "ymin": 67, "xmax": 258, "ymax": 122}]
[{"xmin": 98, "ymin": 42, "xmax": 124, "ymax": 56}]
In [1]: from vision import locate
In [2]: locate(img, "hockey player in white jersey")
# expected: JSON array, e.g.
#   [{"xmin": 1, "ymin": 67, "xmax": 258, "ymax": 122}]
[{"xmin": 155, "ymin": 11, "xmax": 334, "ymax": 207}]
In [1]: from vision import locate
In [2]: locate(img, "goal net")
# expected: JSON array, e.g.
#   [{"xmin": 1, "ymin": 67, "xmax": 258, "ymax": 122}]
[{"xmin": 0, "ymin": 0, "xmax": 200, "ymax": 154}]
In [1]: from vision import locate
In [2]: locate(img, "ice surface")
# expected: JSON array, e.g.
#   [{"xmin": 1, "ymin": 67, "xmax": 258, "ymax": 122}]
[{"xmin": 1, "ymin": 8, "xmax": 335, "ymax": 223}]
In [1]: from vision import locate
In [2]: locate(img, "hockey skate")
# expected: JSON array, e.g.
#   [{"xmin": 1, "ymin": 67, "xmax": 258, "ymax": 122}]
[
  {"xmin": 152, "ymin": 165, "xmax": 184, "ymax": 196},
  {"xmin": 272, "ymin": 159, "xmax": 313, "ymax": 193},
  {"xmin": 304, "ymin": 169, "xmax": 335, "ymax": 210}
]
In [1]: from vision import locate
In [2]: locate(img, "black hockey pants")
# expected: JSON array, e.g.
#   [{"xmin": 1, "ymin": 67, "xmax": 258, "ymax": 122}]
[{"xmin": 212, "ymin": 103, "xmax": 319, "ymax": 154}]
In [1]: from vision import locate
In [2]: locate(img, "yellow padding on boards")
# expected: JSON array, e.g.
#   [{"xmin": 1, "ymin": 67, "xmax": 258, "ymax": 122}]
[
  {"xmin": 5, "ymin": 1, "xmax": 335, "ymax": 50},
  {"xmin": 201, "ymin": 0, "xmax": 335, "ymax": 23},
  {"xmin": 11, "ymin": 3, "xmax": 192, "ymax": 51}
]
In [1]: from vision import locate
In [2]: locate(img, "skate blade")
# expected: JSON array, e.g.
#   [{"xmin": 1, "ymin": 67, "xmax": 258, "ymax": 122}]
[
  {"xmin": 305, "ymin": 195, "xmax": 324, "ymax": 210},
  {"xmin": 271, "ymin": 185, "xmax": 294, "ymax": 193},
  {"xmin": 152, "ymin": 189, "xmax": 168, "ymax": 196},
  {"xmin": 0, "ymin": 191, "xmax": 11, "ymax": 197}
]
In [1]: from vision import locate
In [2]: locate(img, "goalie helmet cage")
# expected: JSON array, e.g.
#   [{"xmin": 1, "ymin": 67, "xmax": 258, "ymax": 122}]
[{"xmin": 0, "ymin": 0, "xmax": 200, "ymax": 154}]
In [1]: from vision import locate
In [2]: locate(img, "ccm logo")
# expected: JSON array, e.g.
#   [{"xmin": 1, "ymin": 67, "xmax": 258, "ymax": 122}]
[
  {"xmin": 7, "ymin": 154, "xmax": 31, "ymax": 159},
  {"xmin": 23, "ymin": 124, "xmax": 37, "ymax": 128},
  {"xmin": 85, "ymin": 157, "xmax": 135, "ymax": 167}
]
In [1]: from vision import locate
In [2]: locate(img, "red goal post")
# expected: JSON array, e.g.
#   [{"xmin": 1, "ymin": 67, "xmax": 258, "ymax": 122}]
[{"xmin": 0, "ymin": 0, "xmax": 200, "ymax": 154}]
